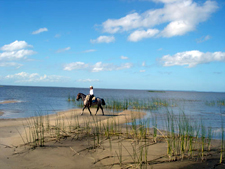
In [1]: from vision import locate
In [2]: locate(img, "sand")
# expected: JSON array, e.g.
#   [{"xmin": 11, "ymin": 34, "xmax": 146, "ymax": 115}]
[
  {"xmin": 0, "ymin": 100, "xmax": 19, "ymax": 116},
  {"xmin": 0, "ymin": 108, "xmax": 224, "ymax": 169},
  {"xmin": 0, "ymin": 100, "xmax": 20, "ymax": 104}
]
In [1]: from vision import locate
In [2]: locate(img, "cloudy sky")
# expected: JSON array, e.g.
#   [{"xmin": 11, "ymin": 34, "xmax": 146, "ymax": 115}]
[{"xmin": 0, "ymin": 0, "xmax": 225, "ymax": 92}]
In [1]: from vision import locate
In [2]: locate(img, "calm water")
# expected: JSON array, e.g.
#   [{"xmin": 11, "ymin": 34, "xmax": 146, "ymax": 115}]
[{"xmin": 0, "ymin": 85, "xmax": 225, "ymax": 138}]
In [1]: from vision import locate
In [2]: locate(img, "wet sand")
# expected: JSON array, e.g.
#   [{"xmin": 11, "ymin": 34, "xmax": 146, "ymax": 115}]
[
  {"xmin": 0, "ymin": 108, "xmax": 224, "ymax": 169},
  {"xmin": 0, "ymin": 100, "xmax": 20, "ymax": 104}
]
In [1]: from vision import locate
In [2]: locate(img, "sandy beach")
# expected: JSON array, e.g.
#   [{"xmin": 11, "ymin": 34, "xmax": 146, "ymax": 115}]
[
  {"xmin": 0, "ymin": 100, "xmax": 20, "ymax": 104},
  {"xmin": 0, "ymin": 108, "xmax": 224, "ymax": 169}
]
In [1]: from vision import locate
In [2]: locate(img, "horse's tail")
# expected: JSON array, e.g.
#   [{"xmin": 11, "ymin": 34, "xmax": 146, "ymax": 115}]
[{"xmin": 101, "ymin": 99, "xmax": 106, "ymax": 105}]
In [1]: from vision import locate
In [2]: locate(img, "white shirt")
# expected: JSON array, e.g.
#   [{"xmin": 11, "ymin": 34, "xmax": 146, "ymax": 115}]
[{"xmin": 90, "ymin": 89, "xmax": 94, "ymax": 95}]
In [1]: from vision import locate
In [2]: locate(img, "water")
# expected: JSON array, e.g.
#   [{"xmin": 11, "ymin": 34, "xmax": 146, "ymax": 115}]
[{"xmin": 0, "ymin": 85, "xmax": 225, "ymax": 138}]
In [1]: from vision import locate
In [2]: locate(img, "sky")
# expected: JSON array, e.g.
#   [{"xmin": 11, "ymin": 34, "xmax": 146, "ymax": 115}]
[{"xmin": 0, "ymin": 0, "xmax": 225, "ymax": 92}]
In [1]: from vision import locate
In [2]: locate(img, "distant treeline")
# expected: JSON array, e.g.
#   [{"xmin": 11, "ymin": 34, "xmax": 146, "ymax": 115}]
[{"xmin": 148, "ymin": 90, "xmax": 165, "ymax": 93}]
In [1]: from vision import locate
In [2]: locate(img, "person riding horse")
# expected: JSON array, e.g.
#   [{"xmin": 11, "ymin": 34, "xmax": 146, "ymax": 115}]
[
  {"xmin": 76, "ymin": 92, "xmax": 105, "ymax": 116},
  {"xmin": 89, "ymin": 86, "xmax": 94, "ymax": 107}
]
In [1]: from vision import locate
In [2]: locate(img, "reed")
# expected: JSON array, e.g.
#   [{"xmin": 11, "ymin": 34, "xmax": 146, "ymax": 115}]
[
  {"xmin": 68, "ymin": 95, "xmax": 71, "ymax": 102},
  {"xmin": 152, "ymin": 114, "xmax": 157, "ymax": 143},
  {"xmin": 201, "ymin": 122, "xmax": 206, "ymax": 161},
  {"xmin": 188, "ymin": 125, "xmax": 194, "ymax": 158},
  {"xmin": 115, "ymin": 142, "xmax": 123, "ymax": 167},
  {"xmin": 131, "ymin": 115, "xmax": 138, "ymax": 138},
  {"xmin": 220, "ymin": 113, "xmax": 224, "ymax": 163},
  {"xmin": 207, "ymin": 127, "xmax": 212, "ymax": 151}
]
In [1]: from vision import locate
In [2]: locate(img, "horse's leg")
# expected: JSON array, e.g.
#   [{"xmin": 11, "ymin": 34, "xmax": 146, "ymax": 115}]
[
  {"xmin": 100, "ymin": 105, "xmax": 104, "ymax": 116},
  {"xmin": 87, "ymin": 106, "xmax": 92, "ymax": 116},
  {"xmin": 95, "ymin": 105, "xmax": 99, "ymax": 116},
  {"xmin": 81, "ymin": 105, "xmax": 86, "ymax": 115}
]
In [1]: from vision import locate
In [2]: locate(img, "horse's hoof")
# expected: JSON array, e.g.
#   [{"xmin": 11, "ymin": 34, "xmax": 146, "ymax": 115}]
[{"xmin": 81, "ymin": 113, "xmax": 83, "ymax": 115}]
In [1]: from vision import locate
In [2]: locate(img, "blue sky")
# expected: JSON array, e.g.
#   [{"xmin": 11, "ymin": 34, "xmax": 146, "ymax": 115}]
[{"xmin": 0, "ymin": 0, "xmax": 225, "ymax": 92}]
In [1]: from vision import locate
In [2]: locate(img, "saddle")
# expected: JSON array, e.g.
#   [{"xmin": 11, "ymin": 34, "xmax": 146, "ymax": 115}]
[
  {"xmin": 92, "ymin": 96, "xmax": 96, "ymax": 102},
  {"xmin": 86, "ymin": 95, "xmax": 96, "ymax": 102}
]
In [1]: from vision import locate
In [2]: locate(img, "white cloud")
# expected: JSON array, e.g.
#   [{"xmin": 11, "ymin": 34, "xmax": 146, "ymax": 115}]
[
  {"xmin": 56, "ymin": 47, "xmax": 71, "ymax": 53},
  {"xmin": 32, "ymin": 28, "xmax": 48, "ymax": 34},
  {"xmin": 0, "ymin": 41, "xmax": 36, "ymax": 63},
  {"xmin": 0, "ymin": 40, "xmax": 32, "ymax": 51},
  {"xmin": 0, "ymin": 62, "xmax": 23, "ymax": 68},
  {"xmin": 196, "ymin": 35, "xmax": 211, "ymax": 43},
  {"xmin": 160, "ymin": 50, "xmax": 225, "ymax": 67},
  {"xmin": 120, "ymin": 55, "xmax": 128, "ymax": 59},
  {"xmin": 64, "ymin": 61, "xmax": 133, "ymax": 72},
  {"xmin": 92, "ymin": 62, "xmax": 132, "ymax": 72},
  {"xmin": 0, "ymin": 49, "xmax": 36, "ymax": 61},
  {"xmin": 76, "ymin": 79, "xmax": 100, "ymax": 82},
  {"xmin": 90, "ymin": 36, "xmax": 115, "ymax": 43},
  {"xmin": 128, "ymin": 29, "xmax": 159, "ymax": 41},
  {"xmin": 63, "ymin": 62, "xmax": 89, "ymax": 71},
  {"xmin": 100, "ymin": 0, "xmax": 218, "ymax": 40},
  {"xmin": 102, "ymin": 13, "xmax": 141, "ymax": 33},
  {"xmin": 160, "ymin": 20, "xmax": 194, "ymax": 37},
  {"xmin": 82, "ymin": 49, "xmax": 96, "ymax": 53},
  {"xmin": 5, "ymin": 72, "xmax": 68, "ymax": 83}
]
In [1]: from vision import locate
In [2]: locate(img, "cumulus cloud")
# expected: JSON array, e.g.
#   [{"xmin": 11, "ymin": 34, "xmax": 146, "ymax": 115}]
[
  {"xmin": 5, "ymin": 72, "xmax": 68, "ymax": 83},
  {"xmin": 120, "ymin": 56, "xmax": 128, "ymax": 59},
  {"xmin": 128, "ymin": 29, "xmax": 159, "ymax": 41},
  {"xmin": 100, "ymin": 0, "xmax": 217, "ymax": 41},
  {"xmin": 90, "ymin": 36, "xmax": 115, "ymax": 43},
  {"xmin": 64, "ymin": 61, "xmax": 132, "ymax": 72},
  {"xmin": 0, "ymin": 41, "xmax": 36, "ymax": 65},
  {"xmin": 92, "ymin": 62, "xmax": 132, "ymax": 72},
  {"xmin": 0, "ymin": 49, "xmax": 36, "ymax": 61},
  {"xmin": 32, "ymin": 28, "xmax": 48, "ymax": 34},
  {"xmin": 56, "ymin": 47, "xmax": 71, "ymax": 53},
  {"xmin": 0, "ymin": 40, "xmax": 33, "ymax": 51},
  {"xmin": 160, "ymin": 50, "xmax": 225, "ymax": 67},
  {"xmin": 63, "ymin": 62, "xmax": 89, "ymax": 71},
  {"xmin": 160, "ymin": 20, "xmax": 194, "ymax": 37}
]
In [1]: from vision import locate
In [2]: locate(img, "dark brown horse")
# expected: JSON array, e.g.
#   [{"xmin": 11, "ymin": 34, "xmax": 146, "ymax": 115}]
[{"xmin": 76, "ymin": 93, "xmax": 105, "ymax": 116}]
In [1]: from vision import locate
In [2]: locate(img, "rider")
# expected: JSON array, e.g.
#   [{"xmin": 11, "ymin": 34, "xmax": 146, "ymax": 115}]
[{"xmin": 89, "ymin": 86, "xmax": 94, "ymax": 107}]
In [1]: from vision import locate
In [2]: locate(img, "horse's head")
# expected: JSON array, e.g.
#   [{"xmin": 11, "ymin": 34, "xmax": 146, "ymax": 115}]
[{"xmin": 76, "ymin": 93, "xmax": 81, "ymax": 101}]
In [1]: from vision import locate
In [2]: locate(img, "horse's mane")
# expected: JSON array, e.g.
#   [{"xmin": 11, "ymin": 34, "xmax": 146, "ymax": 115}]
[{"xmin": 78, "ymin": 93, "xmax": 86, "ymax": 96}]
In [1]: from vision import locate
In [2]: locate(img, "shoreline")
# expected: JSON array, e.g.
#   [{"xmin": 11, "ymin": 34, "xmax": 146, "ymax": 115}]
[{"xmin": 0, "ymin": 108, "xmax": 224, "ymax": 169}]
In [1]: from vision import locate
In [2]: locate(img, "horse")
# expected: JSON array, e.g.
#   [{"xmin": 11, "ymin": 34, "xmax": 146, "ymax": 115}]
[{"xmin": 76, "ymin": 93, "xmax": 106, "ymax": 116}]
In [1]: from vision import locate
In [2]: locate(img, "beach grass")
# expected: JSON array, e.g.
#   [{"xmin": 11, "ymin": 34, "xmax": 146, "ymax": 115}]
[{"xmin": 18, "ymin": 97, "xmax": 225, "ymax": 168}]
